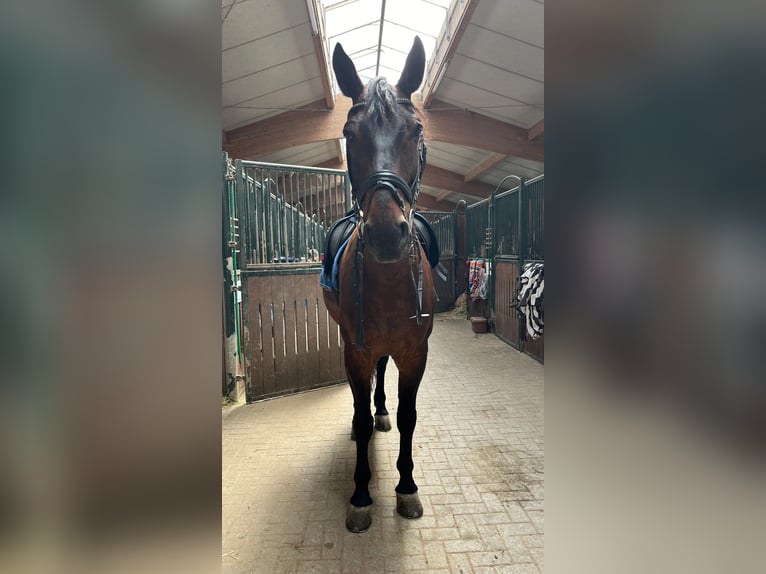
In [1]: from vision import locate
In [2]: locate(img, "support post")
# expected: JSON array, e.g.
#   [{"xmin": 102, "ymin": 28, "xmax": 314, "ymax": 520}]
[
  {"xmin": 223, "ymin": 153, "xmax": 246, "ymax": 403},
  {"xmin": 517, "ymin": 178, "xmax": 527, "ymax": 348}
]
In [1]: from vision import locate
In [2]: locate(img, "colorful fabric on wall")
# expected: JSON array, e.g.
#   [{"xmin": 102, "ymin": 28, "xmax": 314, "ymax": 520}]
[{"xmin": 468, "ymin": 259, "xmax": 487, "ymax": 301}]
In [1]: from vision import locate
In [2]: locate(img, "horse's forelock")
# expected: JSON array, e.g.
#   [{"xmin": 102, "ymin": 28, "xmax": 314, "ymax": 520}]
[{"xmin": 365, "ymin": 77, "xmax": 397, "ymax": 123}]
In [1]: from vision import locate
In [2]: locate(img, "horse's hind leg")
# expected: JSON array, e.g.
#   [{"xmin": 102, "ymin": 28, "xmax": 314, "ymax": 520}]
[
  {"xmin": 345, "ymin": 352, "xmax": 375, "ymax": 533},
  {"xmin": 374, "ymin": 356, "xmax": 392, "ymax": 432},
  {"xmin": 393, "ymin": 351, "xmax": 427, "ymax": 520}
]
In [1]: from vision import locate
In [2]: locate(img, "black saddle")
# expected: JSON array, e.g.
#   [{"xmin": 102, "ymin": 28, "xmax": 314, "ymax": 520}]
[{"xmin": 323, "ymin": 211, "xmax": 440, "ymax": 280}]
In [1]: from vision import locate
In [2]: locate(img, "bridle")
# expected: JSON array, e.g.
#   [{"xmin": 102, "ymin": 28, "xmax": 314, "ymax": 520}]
[
  {"xmin": 347, "ymin": 98, "xmax": 427, "ymax": 224},
  {"xmin": 345, "ymin": 97, "xmax": 430, "ymax": 349}
]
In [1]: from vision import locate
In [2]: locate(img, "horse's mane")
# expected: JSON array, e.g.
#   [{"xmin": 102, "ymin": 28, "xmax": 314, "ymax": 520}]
[
  {"xmin": 365, "ymin": 77, "xmax": 398, "ymax": 124},
  {"xmin": 364, "ymin": 77, "xmax": 426, "ymax": 129}
]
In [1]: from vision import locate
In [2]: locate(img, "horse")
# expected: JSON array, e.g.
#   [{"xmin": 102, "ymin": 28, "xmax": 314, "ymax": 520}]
[{"xmin": 322, "ymin": 36, "xmax": 435, "ymax": 533}]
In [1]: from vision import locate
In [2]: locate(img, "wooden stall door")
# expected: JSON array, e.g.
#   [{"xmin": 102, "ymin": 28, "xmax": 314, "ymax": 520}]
[{"xmin": 243, "ymin": 270, "xmax": 345, "ymax": 401}]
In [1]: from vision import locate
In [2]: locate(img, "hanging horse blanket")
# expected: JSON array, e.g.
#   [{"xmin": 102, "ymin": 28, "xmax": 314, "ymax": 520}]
[
  {"xmin": 512, "ymin": 262, "xmax": 544, "ymax": 339},
  {"xmin": 320, "ymin": 211, "xmax": 440, "ymax": 293},
  {"xmin": 467, "ymin": 259, "xmax": 488, "ymax": 301}
]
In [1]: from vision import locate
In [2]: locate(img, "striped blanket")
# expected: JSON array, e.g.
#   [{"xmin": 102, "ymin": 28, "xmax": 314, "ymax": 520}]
[{"xmin": 513, "ymin": 262, "xmax": 544, "ymax": 339}]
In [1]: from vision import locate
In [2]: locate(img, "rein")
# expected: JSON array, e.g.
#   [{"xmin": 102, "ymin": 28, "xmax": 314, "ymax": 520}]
[{"xmin": 347, "ymin": 97, "xmax": 429, "ymax": 349}]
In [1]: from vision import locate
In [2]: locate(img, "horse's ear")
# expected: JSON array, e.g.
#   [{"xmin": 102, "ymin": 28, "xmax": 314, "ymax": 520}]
[
  {"xmin": 333, "ymin": 43, "xmax": 364, "ymax": 102},
  {"xmin": 396, "ymin": 36, "xmax": 426, "ymax": 98}
]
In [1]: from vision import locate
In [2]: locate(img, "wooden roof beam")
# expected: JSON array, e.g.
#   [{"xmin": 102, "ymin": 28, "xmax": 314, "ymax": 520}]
[
  {"xmin": 421, "ymin": 0, "xmax": 480, "ymax": 107},
  {"xmin": 424, "ymin": 165, "xmax": 494, "ymax": 199},
  {"xmin": 225, "ymin": 99, "xmax": 352, "ymax": 158},
  {"xmin": 464, "ymin": 152, "xmax": 506, "ymax": 183},
  {"xmin": 527, "ymin": 118, "xmax": 544, "ymax": 142},
  {"xmin": 314, "ymin": 158, "xmax": 493, "ymax": 201},
  {"xmin": 224, "ymin": 100, "xmax": 544, "ymax": 162},
  {"xmin": 306, "ymin": 0, "xmax": 335, "ymax": 108},
  {"xmin": 426, "ymin": 100, "xmax": 544, "ymax": 162},
  {"xmin": 414, "ymin": 193, "xmax": 456, "ymax": 212}
]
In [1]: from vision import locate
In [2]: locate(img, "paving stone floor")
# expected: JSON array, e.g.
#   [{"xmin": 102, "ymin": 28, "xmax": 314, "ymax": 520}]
[{"xmin": 222, "ymin": 318, "xmax": 544, "ymax": 573}]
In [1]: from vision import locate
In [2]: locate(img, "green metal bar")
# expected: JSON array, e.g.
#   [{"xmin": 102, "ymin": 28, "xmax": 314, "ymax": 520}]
[
  {"xmin": 488, "ymin": 188, "xmax": 495, "ymax": 324},
  {"xmin": 228, "ymin": 173, "xmax": 242, "ymax": 362},
  {"xmin": 517, "ymin": 177, "xmax": 527, "ymax": 345},
  {"xmin": 238, "ymin": 159, "xmax": 347, "ymax": 176}
]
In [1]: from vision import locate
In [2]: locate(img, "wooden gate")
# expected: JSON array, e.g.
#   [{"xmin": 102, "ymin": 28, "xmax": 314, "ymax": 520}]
[
  {"xmin": 243, "ymin": 269, "xmax": 344, "ymax": 400},
  {"xmin": 229, "ymin": 158, "xmax": 351, "ymax": 401}
]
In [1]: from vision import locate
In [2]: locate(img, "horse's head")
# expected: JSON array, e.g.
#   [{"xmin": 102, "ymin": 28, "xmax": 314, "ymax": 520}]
[{"xmin": 333, "ymin": 37, "xmax": 427, "ymax": 264}]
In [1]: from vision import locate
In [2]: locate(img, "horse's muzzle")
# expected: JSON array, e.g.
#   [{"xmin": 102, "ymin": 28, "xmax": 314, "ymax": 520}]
[{"xmin": 364, "ymin": 219, "xmax": 410, "ymax": 263}]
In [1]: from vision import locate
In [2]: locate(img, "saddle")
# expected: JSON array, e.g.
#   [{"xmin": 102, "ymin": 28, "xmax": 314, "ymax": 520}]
[{"xmin": 321, "ymin": 211, "xmax": 440, "ymax": 291}]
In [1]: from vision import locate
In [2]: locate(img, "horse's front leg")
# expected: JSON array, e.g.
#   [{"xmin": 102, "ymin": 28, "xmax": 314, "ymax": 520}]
[
  {"xmin": 373, "ymin": 355, "xmax": 392, "ymax": 432},
  {"xmin": 345, "ymin": 349, "xmax": 376, "ymax": 533},
  {"xmin": 393, "ymin": 350, "xmax": 428, "ymax": 519}
]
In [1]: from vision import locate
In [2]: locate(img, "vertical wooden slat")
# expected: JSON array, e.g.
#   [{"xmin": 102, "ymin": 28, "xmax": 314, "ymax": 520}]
[
  {"xmin": 272, "ymin": 276, "xmax": 287, "ymax": 394},
  {"xmin": 260, "ymin": 276, "xmax": 277, "ymax": 396},
  {"xmin": 241, "ymin": 274, "xmax": 252, "ymax": 400},
  {"xmin": 307, "ymin": 292, "xmax": 320, "ymax": 382},
  {"xmin": 295, "ymin": 276, "xmax": 310, "ymax": 387},
  {"xmin": 247, "ymin": 277, "xmax": 274, "ymax": 398},
  {"xmin": 317, "ymin": 293, "xmax": 332, "ymax": 385},
  {"xmin": 328, "ymin": 309, "xmax": 343, "ymax": 381},
  {"xmin": 246, "ymin": 278, "xmax": 263, "ymax": 398},
  {"xmin": 283, "ymin": 273, "xmax": 299, "ymax": 391}
]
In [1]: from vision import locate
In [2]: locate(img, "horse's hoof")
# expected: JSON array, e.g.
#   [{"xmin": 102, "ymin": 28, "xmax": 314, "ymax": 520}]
[
  {"xmin": 346, "ymin": 504, "xmax": 372, "ymax": 533},
  {"xmin": 396, "ymin": 492, "xmax": 423, "ymax": 519},
  {"xmin": 374, "ymin": 414, "xmax": 392, "ymax": 432}
]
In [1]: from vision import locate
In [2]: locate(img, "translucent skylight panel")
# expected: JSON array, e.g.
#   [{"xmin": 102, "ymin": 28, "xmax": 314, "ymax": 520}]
[
  {"xmin": 376, "ymin": 46, "xmax": 408, "ymax": 78},
  {"xmin": 385, "ymin": 0, "xmax": 446, "ymax": 38},
  {"xmin": 322, "ymin": 0, "xmax": 449, "ymax": 94},
  {"xmin": 323, "ymin": 0, "xmax": 354, "ymax": 8},
  {"xmin": 348, "ymin": 51, "xmax": 378, "ymax": 72},
  {"xmin": 381, "ymin": 21, "xmax": 437, "ymax": 63},
  {"xmin": 329, "ymin": 22, "xmax": 379, "ymax": 58},
  {"xmin": 324, "ymin": 0, "xmax": 381, "ymax": 39}
]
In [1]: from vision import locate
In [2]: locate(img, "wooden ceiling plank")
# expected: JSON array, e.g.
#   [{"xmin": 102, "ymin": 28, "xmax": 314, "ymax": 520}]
[
  {"xmin": 463, "ymin": 152, "xmax": 506, "ymax": 183},
  {"xmin": 421, "ymin": 0, "xmax": 481, "ymax": 107}
]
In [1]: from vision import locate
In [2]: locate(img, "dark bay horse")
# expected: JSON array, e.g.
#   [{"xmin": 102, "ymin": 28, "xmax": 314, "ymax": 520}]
[{"xmin": 323, "ymin": 36, "xmax": 435, "ymax": 533}]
